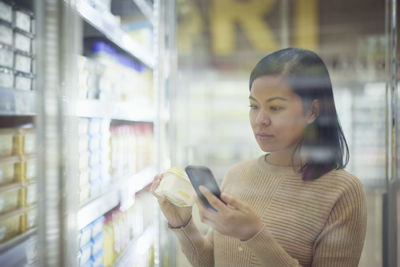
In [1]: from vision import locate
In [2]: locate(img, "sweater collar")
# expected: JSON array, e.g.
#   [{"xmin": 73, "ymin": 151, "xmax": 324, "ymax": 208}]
[{"xmin": 257, "ymin": 153, "xmax": 303, "ymax": 177}]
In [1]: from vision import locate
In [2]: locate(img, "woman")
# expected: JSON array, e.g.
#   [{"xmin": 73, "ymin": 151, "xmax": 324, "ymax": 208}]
[{"xmin": 151, "ymin": 48, "xmax": 367, "ymax": 267}]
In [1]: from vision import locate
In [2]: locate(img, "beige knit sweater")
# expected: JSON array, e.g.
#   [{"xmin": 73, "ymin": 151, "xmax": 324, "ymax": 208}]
[{"xmin": 171, "ymin": 154, "xmax": 367, "ymax": 267}]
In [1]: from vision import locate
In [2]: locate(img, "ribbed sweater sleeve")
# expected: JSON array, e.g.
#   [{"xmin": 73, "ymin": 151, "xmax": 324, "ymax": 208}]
[
  {"xmin": 240, "ymin": 174, "xmax": 367, "ymax": 267},
  {"xmin": 310, "ymin": 177, "xmax": 367, "ymax": 266},
  {"xmin": 170, "ymin": 217, "xmax": 214, "ymax": 267}
]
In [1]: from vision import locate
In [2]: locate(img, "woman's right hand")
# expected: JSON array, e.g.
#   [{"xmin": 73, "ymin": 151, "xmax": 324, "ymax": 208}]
[{"xmin": 151, "ymin": 173, "xmax": 193, "ymax": 228}]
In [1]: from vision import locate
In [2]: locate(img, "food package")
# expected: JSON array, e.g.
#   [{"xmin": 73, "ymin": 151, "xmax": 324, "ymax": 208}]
[
  {"xmin": 0, "ymin": 44, "xmax": 13, "ymax": 68},
  {"xmin": 79, "ymin": 224, "xmax": 92, "ymax": 248},
  {"xmin": 0, "ymin": 129, "xmax": 14, "ymax": 157},
  {"xmin": 0, "ymin": 23, "xmax": 12, "ymax": 46},
  {"xmin": 154, "ymin": 168, "xmax": 196, "ymax": 207},
  {"xmin": 14, "ymin": 9, "xmax": 32, "ymax": 33},
  {"xmin": 0, "ymin": 1, "xmax": 13, "ymax": 23},
  {"xmin": 25, "ymin": 158, "xmax": 36, "ymax": 180},
  {"xmin": 0, "ymin": 212, "xmax": 23, "ymax": 244},
  {"xmin": 0, "ymin": 158, "xmax": 16, "ymax": 185},
  {"xmin": 0, "ymin": 185, "xmax": 21, "ymax": 214},
  {"xmin": 14, "ymin": 31, "xmax": 32, "ymax": 54},
  {"xmin": 23, "ymin": 207, "xmax": 37, "ymax": 230}
]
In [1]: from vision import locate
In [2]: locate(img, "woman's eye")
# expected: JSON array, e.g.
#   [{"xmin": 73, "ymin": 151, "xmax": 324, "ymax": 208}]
[
  {"xmin": 270, "ymin": 106, "xmax": 284, "ymax": 111},
  {"xmin": 249, "ymin": 104, "xmax": 258, "ymax": 110}
]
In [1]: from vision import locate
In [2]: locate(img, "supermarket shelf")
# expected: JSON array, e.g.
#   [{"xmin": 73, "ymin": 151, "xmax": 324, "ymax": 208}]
[
  {"xmin": 77, "ymin": 166, "xmax": 157, "ymax": 229},
  {"xmin": 0, "ymin": 89, "xmax": 35, "ymax": 116},
  {"xmin": 130, "ymin": 165, "xmax": 157, "ymax": 192},
  {"xmin": 0, "ymin": 228, "xmax": 37, "ymax": 267},
  {"xmin": 76, "ymin": 99, "xmax": 156, "ymax": 122},
  {"xmin": 78, "ymin": 189, "xmax": 119, "ymax": 229},
  {"xmin": 132, "ymin": 0, "xmax": 154, "ymax": 24},
  {"xmin": 76, "ymin": 0, "xmax": 154, "ymax": 68},
  {"xmin": 114, "ymin": 223, "xmax": 155, "ymax": 267}
]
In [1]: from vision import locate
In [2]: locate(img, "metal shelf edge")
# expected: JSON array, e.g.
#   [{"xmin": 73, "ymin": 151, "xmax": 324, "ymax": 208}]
[
  {"xmin": 131, "ymin": 0, "xmax": 154, "ymax": 24},
  {"xmin": 77, "ymin": 189, "xmax": 119, "ymax": 229},
  {"xmin": 118, "ymin": 165, "xmax": 157, "ymax": 194},
  {"xmin": 76, "ymin": 0, "xmax": 154, "ymax": 68},
  {"xmin": 0, "ymin": 228, "xmax": 37, "ymax": 266}
]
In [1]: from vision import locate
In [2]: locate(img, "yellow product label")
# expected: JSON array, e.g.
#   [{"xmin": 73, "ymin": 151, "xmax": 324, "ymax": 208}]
[
  {"xmin": 177, "ymin": 190, "xmax": 190, "ymax": 199},
  {"xmin": 0, "ymin": 213, "xmax": 22, "ymax": 243},
  {"xmin": 167, "ymin": 167, "xmax": 185, "ymax": 177},
  {"xmin": 19, "ymin": 188, "xmax": 26, "ymax": 207},
  {"xmin": 14, "ymin": 162, "xmax": 26, "ymax": 182},
  {"xmin": 12, "ymin": 135, "xmax": 24, "ymax": 156},
  {"xmin": 20, "ymin": 213, "xmax": 27, "ymax": 232}
]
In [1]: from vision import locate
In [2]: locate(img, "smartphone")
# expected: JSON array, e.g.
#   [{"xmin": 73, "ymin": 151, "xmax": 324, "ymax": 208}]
[{"xmin": 185, "ymin": 165, "xmax": 225, "ymax": 211}]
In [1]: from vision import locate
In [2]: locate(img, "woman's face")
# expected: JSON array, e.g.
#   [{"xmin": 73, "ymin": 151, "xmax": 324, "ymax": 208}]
[{"xmin": 249, "ymin": 75, "xmax": 315, "ymax": 153}]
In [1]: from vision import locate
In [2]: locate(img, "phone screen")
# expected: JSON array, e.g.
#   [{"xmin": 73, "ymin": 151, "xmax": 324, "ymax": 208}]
[{"xmin": 185, "ymin": 165, "xmax": 224, "ymax": 211}]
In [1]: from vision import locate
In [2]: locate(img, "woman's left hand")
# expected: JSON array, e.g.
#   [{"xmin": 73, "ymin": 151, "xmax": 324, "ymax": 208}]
[{"xmin": 197, "ymin": 185, "xmax": 264, "ymax": 241}]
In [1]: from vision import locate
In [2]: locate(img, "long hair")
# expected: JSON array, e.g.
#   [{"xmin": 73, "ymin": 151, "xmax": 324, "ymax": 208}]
[{"xmin": 249, "ymin": 48, "xmax": 349, "ymax": 181}]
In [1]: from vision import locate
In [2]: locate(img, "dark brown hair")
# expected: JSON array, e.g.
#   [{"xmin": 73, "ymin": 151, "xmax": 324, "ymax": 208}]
[{"xmin": 250, "ymin": 48, "xmax": 349, "ymax": 181}]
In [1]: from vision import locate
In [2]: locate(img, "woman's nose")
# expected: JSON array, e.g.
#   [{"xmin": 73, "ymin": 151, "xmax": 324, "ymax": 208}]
[{"xmin": 256, "ymin": 110, "xmax": 271, "ymax": 125}]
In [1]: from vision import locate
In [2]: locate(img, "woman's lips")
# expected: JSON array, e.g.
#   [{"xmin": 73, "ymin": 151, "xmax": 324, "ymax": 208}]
[{"xmin": 256, "ymin": 134, "xmax": 274, "ymax": 141}]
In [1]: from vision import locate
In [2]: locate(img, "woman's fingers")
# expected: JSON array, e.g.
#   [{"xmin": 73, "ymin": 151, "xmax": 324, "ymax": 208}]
[
  {"xmin": 221, "ymin": 192, "xmax": 248, "ymax": 211},
  {"xmin": 151, "ymin": 173, "xmax": 165, "ymax": 199},
  {"xmin": 199, "ymin": 186, "xmax": 227, "ymax": 212},
  {"xmin": 196, "ymin": 197, "xmax": 215, "ymax": 224}
]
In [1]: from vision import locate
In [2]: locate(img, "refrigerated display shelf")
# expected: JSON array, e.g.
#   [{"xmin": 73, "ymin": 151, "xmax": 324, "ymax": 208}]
[
  {"xmin": 132, "ymin": 0, "xmax": 154, "ymax": 24},
  {"xmin": 77, "ymin": 165, "xmax": 157, "ymax": 229},
  {"xmin": 76, "ymin": 0, "xmax": 154, "ymax": 68},
  {"xmin": 76, "ymin": 99, "xmax": 156, "ymax": 122},
  {"xmin": 0, "ymin": 89, "xmax": 35, "ymax": 116},
  {"xmin": 113, "ymin": 223, "xmax": 155, "ymax": 267},
  {"xmin": 0, "ymin": 228, "xmax": 37, "ymax": 267},
  {"xmin": 0, "ymin": 154, "xmax": 37, "ymax": 166},
  {"xmin": 78, "ymin": 188, "xmax": 119, "ymax": 229}
]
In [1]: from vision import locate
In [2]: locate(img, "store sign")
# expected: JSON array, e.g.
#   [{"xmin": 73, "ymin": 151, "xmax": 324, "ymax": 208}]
[{"xmin": 178, "ymin": 0, "xmax": 318, "ymax": 55}]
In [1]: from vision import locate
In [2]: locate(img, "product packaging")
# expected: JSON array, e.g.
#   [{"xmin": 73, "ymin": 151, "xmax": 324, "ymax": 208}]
[{"xmin": 154, "ymin": 167, "xmax": 196, "ymax": 207}]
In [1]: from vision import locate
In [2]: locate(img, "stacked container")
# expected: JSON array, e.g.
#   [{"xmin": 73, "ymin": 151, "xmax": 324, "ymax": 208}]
[
  {"xmin": 0, "ymin": 126, "xmax": 36, "ymax": 245},
  {"xmin": 0, "ymin": 0, "xmax": 35, "ymax": 91}
]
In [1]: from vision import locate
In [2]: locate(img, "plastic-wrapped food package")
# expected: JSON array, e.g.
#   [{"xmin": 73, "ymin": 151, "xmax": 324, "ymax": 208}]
[
  {"xmin": 0, "ymin": 23, "xmax": 13, "ymax": 45},
  {"xmin": 25, "ymin": 207, "xmax": 37, "ymax": 229},
  {"xmin": 154, "ymin": 168, "xmax": 196, "ymax": 207},
  {"xmin": 0, "ymin": 44, "xmax": 13, "ymax": 68},
  {"xmin": 0, "ymin": 212, "xmax": 23, "ymax": 244},
  {"xmin": 14, "ymin": 31, "xmax": 32, "ymax": 54},
  {"xmin": 15, "ymin": 73, "xmax": 33, "ymax": 91},
  {"xmin": 0, "ymin": 67, "xmax": 13, "ymax": 88},
  {"xmin": 24, "ymin": 129, "xmax": 35, "ymax": 153},
  {"xmin": 14, "ymin": 9, "xmax": 32, "ymax": 33},
  {"xmin": 0, "ymin": 1, "xmax": 13, "ymax": 23},
  {"xmin": 0, "ymin": 159, "xmax": 15, "ymax": 185},
  {"xmin": 14, "ymin": 52, "xmax": 32, "ymax": 73},
  {"xmin": 0, "ymin": 129, "xmax": 13, "ymax": 156},
  {"xmin": 0, "ymin": 186, "xmax": 21, "ymax": 214}
]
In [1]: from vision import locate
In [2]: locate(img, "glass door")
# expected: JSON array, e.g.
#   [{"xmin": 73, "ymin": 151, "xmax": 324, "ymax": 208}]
[{"xmin": 170, "ymin": 0, "xmax": 399, "ymax": 266}]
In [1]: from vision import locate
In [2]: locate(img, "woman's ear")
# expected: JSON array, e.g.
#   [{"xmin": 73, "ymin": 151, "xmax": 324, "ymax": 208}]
[{"xmin": 306, "ymin": 99, "xmax": 319, "ymax": 124}]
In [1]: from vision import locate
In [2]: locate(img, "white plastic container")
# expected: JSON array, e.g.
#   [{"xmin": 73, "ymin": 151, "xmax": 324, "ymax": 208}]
[
  {"xmin": 15, "ymin": 72, "xmax": 33, "ymax": 91},
  {"xmin": 14, "ymin": 31, "xmax": 32, "ymax": 54},
  {"xmin": 14, "ymin": 10, "xmax": 32, "ymax": 33},
  {"xmin": 0, "ymin": 24, "xmax": 13, "ymax": 46},
  {"xmin": 154, "ymin": 168, "xmax": 196, "ymax": 207},
  {"xmin": 14, "ymin": 52, "xmax": 32, "ymax": 73},
  {"xmin": 0, "ymin": 67, "xmax": 13, "ymax": 88},
  {"xmin": 0, "ymin": 2, "xmax": 12, "ymax": 23},
  {"xmin": 0, "ymin": 44, "xmax": 13, "ymax": 68}
]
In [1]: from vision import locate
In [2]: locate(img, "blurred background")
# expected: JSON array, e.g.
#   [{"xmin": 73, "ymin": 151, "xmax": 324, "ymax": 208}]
[{"xmin": 0, "ymin": 0, "xmax": 398, "ymax": 266}]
